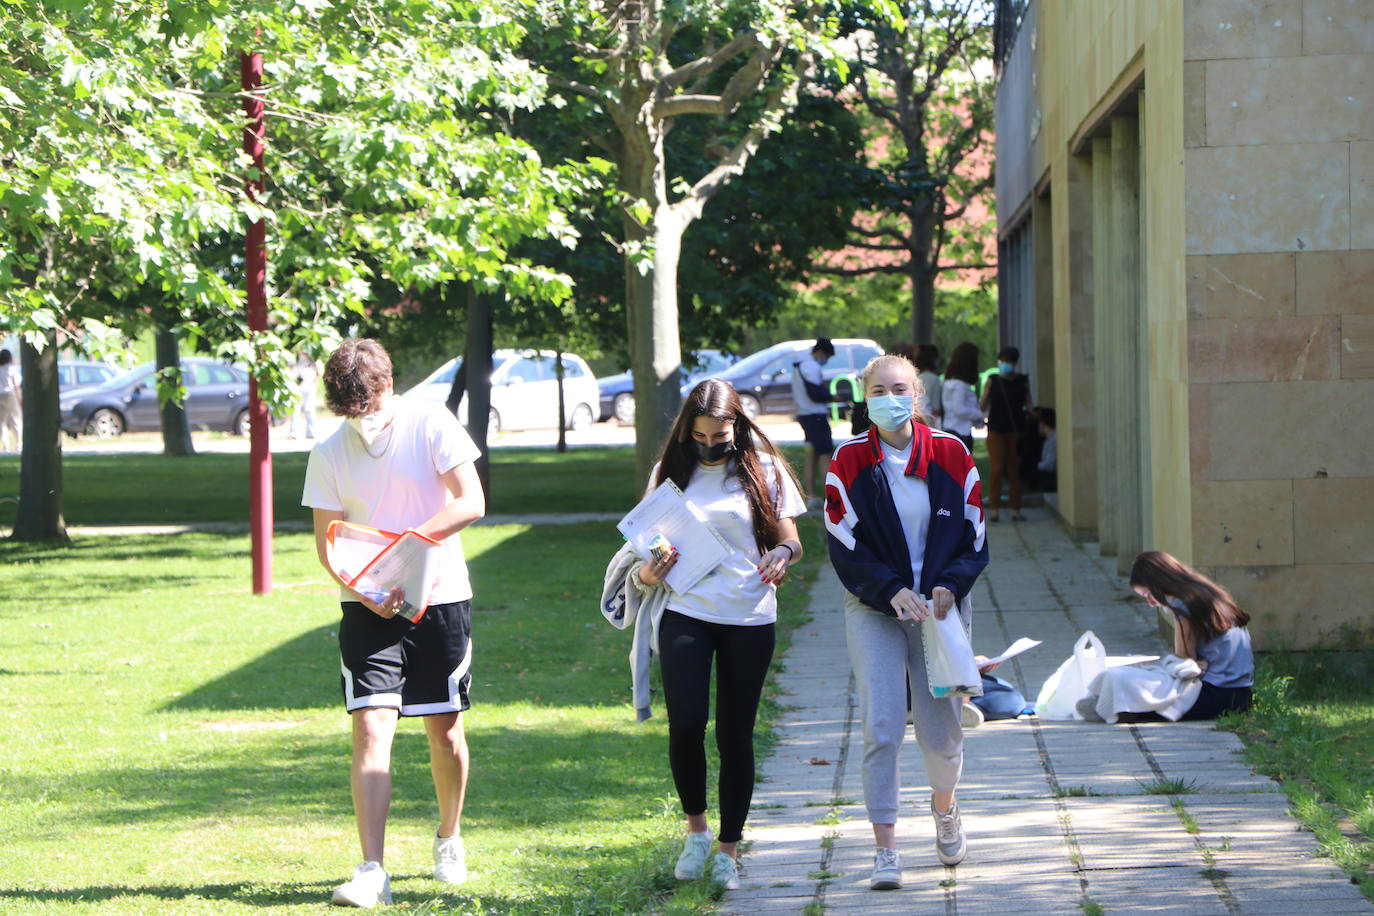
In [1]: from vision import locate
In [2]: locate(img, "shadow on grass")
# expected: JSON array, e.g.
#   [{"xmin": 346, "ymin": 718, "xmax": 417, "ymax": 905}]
[
  {"xmin": 10, "ymin": 722, "xmax": 670, "ymax": 831},
  {"xmin": 165, "ymin": 622, "xmax": 338, "ymax": 711},
  {"xmin": 0, "ymin": 881, "xmax": 334, "ymax": 909}
]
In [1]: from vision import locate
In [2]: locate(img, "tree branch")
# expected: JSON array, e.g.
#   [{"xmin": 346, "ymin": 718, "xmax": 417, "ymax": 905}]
[
  {"xmin": 812, "ymin": 262, "xmax": 909, "ymax": 277},
  {"xmin": 662, "ymin": 31, "xmax": 758, "ymax": 88},
  {"xmin": 937, "ymin": 261, "xmax": 996, "ymax": 272},
  {"xmin": 654, "ymin": 42, "xmax": 776, "ymax": 120}
]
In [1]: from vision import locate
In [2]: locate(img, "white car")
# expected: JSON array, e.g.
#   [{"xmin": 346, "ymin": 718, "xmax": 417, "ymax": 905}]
[{"xmin": 403, "ymin": 349, "xmax": 601, "ymax": 434}]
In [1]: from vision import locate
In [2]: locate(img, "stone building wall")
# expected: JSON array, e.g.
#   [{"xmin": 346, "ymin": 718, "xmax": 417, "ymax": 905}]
[{"xmin": 1183, "ymin": 0, "xmax": 1374, "ymax": 645}]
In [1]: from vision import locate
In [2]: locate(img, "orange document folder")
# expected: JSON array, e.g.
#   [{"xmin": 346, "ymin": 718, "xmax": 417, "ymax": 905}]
[{"xmin": 325, "ymin": 520, "xmax": 443, "ymax": 622}]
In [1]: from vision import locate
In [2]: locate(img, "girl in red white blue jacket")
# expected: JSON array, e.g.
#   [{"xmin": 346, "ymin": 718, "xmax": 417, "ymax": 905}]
[{"xmin": 824, "ymin": 354, "xmax": 989, "ymax": 890}]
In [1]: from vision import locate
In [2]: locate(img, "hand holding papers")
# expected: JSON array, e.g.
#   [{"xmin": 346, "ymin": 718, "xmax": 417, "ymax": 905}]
[
  {"xmin": 617, "ymin": 480, "xmax": 730, "ymax": 594},
  {"xmin": 326, "ymin": 520, "xmax": 443, "ymax": 622},
  {"xmin": 981, "ymin": 637, "xmax": 1043, "ymax": 670}
]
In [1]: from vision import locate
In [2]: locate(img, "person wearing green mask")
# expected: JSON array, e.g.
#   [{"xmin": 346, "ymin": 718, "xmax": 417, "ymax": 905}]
[{"xmin": 979, "ymin": 346, "xmax": 1032, "ymax": 522}]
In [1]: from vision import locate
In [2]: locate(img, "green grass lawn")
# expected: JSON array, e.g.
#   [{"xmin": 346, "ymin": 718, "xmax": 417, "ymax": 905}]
[
  {"xmin": 0, "ymin": 516, "xmax": 825, "ymax": 915},
  {"xmin": 1226, "ymin": 651, "xmax": 1374, "ymax": 901},
  {"xmin": 0, "ymin": 447, "xmax": 645, "ymax": 528}
]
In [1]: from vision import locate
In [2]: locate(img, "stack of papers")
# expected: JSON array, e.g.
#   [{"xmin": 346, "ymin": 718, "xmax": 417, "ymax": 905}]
[
  {"xmin": 617, "ymin": 480, "xmax": 730, "ymax": 594},
  {"xmin": 326, "ymin": 520, "xmax": 443, "ymax": 622}
]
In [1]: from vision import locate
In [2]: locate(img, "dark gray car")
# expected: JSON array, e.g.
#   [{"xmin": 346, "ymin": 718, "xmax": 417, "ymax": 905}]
[{"xmin": 60, "ymin": 358, "xmax": 254, "ymax": 438}]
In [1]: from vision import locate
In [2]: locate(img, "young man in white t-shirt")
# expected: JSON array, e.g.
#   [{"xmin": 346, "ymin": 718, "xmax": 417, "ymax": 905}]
[
  {"xmin": 790, "ymin": 337, "xmax": 838, "ymax": 499},
  {"xmin": 301, "ymin": 339, "xmax": 485, "ymax": 908}
]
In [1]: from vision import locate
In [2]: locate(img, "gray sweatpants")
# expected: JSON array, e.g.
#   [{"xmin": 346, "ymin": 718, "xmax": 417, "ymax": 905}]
[{"xmin": 845, "ymin": 592, "xmax": 966, "ymax": 824}]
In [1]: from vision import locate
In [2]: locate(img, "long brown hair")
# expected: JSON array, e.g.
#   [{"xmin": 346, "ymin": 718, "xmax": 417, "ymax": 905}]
[
  {"xmin": 652, "ymin": 378, "xmax": 800, "ymax": 554},
  {"xmin": 943, "ymin": 341, "xmax": 980, "ymax": 385},
  {"xmin": 1129, "ymin": 550, "xmax": 1250, "ymax": 645}
]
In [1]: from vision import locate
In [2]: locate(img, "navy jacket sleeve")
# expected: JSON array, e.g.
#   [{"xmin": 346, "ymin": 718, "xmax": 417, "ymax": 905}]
[
  {"xmin": 925, "ymin": 444, "xmax": 989, "ymax": 601},
  {"xmin": 824, "ymin": 471, "xmax": 906, "ymax": 616}
]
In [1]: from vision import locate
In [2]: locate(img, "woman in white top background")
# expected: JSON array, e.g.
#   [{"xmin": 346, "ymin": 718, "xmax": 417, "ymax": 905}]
[
  {"xmin": 0, "ymin": 349, "xmax": 22, "ymax": 454},
  {"xmin": 634, "ymin": 378, "xmax": 806, "ymax": 891},
  {"xmin": 940, "ymin": 341, "xmax": 984, "ymax": 451}
]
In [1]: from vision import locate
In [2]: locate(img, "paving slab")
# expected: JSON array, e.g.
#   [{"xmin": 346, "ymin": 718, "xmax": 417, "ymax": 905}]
[{"xmin": 720, "ymin": 510, "xmax": 1373, "ymax": 914}]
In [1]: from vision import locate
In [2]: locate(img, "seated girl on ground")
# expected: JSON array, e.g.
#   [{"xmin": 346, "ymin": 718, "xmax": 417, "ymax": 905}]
[{"xmin": 1126, "ymin": 550, "xmax": 1254, "ymax": 720}]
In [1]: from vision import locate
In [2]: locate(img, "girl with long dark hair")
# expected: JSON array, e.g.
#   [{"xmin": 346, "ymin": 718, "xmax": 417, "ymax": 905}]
[
  {"xmin": 941, "ymin": 342, "xmax": 983, "ymax": 451},
  {"xmin": 1128, "ymin": 550, "xmax": 1254, "ymax": 718},
  {"xmin": 633, "ymin": 378, "xmax": 805, "ymax": 890}
]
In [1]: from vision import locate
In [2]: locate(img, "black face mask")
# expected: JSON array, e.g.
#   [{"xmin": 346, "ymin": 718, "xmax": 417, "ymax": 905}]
[{"xmin": 691, "ymin": 439, "xmax": 736, "ymax": 462}]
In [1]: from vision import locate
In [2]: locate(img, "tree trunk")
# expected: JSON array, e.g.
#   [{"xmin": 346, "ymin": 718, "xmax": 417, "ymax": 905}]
[
  {"xmin": 554, "ymin": 347, "xmax": 567, "ymax": 453},
  {"xmin": 910, "ymin": 263, "xmax": 936, "ymax": 345},
  {"xmin": 464, "ymin": 284, "xmax": 493, "ymax": 501},
  {"xmin": 155, "ymin": 319, "xmax": 196, "ymax": 457},
  {"xmin": 14, "ymin": 332, "xmax": 67, "ymax": 542},
  {"xmin": 443, "ymin": 281, "xmax": 468, "ymax": 417}
]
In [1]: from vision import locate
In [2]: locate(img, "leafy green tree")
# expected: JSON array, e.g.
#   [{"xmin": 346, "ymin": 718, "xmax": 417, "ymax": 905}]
[
  {"xmin": 818, "ymin": 0, "xmax": 997, "ymax": 344},
  {"xmin": 529, "ymin": 0, "xmax": 870, "ymax": 479},
  {"xmin": 1, "ymin": 0, "xmax": 576, "ymax": 539}
]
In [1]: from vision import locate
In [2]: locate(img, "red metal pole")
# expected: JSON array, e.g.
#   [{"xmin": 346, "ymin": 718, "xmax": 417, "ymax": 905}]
[{"xmin": 242, "ymin": 50, "xmax": 273, "ymax": 595}]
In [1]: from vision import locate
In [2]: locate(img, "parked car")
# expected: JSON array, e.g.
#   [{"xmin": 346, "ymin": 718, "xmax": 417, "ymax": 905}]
[
  {"xmin": 58, "ymin": 360, "xmax": 119, "ymax": 390},
  {"xmin": 686, "ymin": 339, "xmax": 885, "ymax": 418},
  {"xmin": 60, "ymin": 358, "xmax": 256, "ymax": 438},
  {"xmin": 596, "ymin": 349, "xmax": 737, "ymax": 423},
  {"xmin": 403, "ymin": 349, "xmax": 601, "ymax": 434}
]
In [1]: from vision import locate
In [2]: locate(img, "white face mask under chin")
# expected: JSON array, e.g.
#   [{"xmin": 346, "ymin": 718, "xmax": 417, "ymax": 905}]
[{"xmin": 347, "ymin": 402, "xmax": 395, "ymax": 450}]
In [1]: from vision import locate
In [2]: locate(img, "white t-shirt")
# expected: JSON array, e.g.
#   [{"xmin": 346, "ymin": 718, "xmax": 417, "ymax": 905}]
[
  {"xmin": 655, "ymin": 453, "xmax": 806, "ymax": 626},
  {"xmin": 791, "ymin": 354, "xmax": 829, "ymax": 416},
  {"xmin": 301, "ymin": 398, "xmax": 482, "ymax": 604},
  {"xmin": 878, "ymin": 437, "xmax": 930, "ymax": 592},
  {"xmin": 0, "ymin": 363, "xmax": 17, "ymax": 397}
]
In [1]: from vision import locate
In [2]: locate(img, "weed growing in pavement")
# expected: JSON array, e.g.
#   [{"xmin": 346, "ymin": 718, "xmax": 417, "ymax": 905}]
[
  {"xmin": 1056, "ymin": 785, "xmax": 1099, "ymax": 797},
  {"xmin": 1139, "ymin": 776, "xmax": 1200, "ymax": 795},
  {"xmin": 1078, "ymin": 897, "xmax": 1105, "ymax": 916}
]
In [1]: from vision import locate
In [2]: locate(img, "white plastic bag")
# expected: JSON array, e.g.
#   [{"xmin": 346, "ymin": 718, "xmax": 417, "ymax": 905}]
[
  {"xmin": 922, "ymin": 611, "xmax": 983, "ymax": 698},
  {"xmin": 1035, "ymin": 630, "xmax": 1108, "ymax": 720}
]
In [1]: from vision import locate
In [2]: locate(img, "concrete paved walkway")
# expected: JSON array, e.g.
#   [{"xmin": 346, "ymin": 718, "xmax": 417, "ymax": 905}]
[{"xmin": 724, "ymin": 509, "xmax": 1372, "ymax": 915}]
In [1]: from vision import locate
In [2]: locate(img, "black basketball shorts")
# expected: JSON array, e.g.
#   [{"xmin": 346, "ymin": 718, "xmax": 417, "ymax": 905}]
[{"xmin": 338, "ymin": 600, "xmax": 473, "ymax": 716}]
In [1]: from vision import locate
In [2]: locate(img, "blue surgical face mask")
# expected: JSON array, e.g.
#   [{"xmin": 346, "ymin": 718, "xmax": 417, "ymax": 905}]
[
  {"xmin": 998, "ymin": 361, "xmax": 1014, "ymax": 375},
  {"xmin": 867, "ymin": 394, "xmax": 914, "ymax": 431}
]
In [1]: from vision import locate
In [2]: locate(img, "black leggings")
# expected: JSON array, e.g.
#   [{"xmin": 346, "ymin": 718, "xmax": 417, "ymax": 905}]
[
  {"xmin": 657, "ymin": 610, "xmax": 775, "ymax": 843},
  {"xmin": 1181, "ymin": 682, "xmax": 1252, "ymax": 720}
]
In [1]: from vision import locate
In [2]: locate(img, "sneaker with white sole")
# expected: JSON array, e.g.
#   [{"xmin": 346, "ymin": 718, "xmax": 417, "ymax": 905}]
[
  {"xmin": 709, "ymin": 852, "xmax": 740, "ymax": 890},
  {"xmin": 932, "ymin": 799, "xmax": 967, "ymax": 866},
  {"xmin": 674, "ymin": 830, "xmax": 713, "ymax": 880},
  {"xmin": 434, "ymin": 833, "xmax": 467, "ymax": 884},
  {"xmin": 330, "ymin": 861, "xmax": 391, "ymax": 908},
  {"xmin": 960, "ymin": 701, "xmax": 985, "ymax": 728},
  {"xmin": 870, "ymin": 847, "xmax": 902, "ymax": 889}
]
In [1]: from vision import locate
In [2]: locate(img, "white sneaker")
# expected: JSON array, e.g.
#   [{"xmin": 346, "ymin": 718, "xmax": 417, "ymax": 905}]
[
  {"xmin": 434, "ymin": 833, "xmax": 467, "ymax": 884},
  {"xmin": 870, "ymin": 847, "xmax": 902, "ymax": 890},
  {"xmin": 932, "ymin": 799, "xmax": 967, "ymax": 866},
  {"xmin": 331, "ymin": 861, "xmax": 391, "ymax": 908},
  {"xmin": 960, "ymin": 701, "xmax": 985, "ymax": 728},
  {"xmin": 709, "ymin": 852, "xmax": 740, "ymax": 890},
  {"xmin": 674, "ymin": 830, "xmax": 713, "ymax": 880}
]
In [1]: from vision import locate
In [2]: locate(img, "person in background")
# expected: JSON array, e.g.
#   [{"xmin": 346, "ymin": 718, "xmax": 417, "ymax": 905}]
[
  {"xmin": 826, "ymin": 354, "xmax": 988, "ymax": 890},
  {"xmin": 631, "ymin": 378, "xmax": 805, "ymax": 891},
  {"xmin": 0, "ymin": 349, "xmax": 20, "ymax": 453},
  {"xmin": 914, "ymin": 344, "xmax": 942, "ymax": 431},
  {"xmin": 1128, "ymin": 550, "xmax": 1254, "ymax": 719},
  {"xmin": 290, "ymin": 350, "xmax": 320, "ymax": 439},
  {"xmin": 302, "ymin": 339, "xmax": 485, "ymax": 908},
  {"xmin": 792, "ymin": 337, "xmax": 839, "ymax": 499},
  {"xmin": 979, "ymin": 347, "xmax": 1031, "ymax": 522},
  {"xmin": 940, "ymin": 342, "xmax": 983, "ymax": 452},
  {"xmin": 1034, "ymin": 407, "xmax": 1057, "ymax": 492}
]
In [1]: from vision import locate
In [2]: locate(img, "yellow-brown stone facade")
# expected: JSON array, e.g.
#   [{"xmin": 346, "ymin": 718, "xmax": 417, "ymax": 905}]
[
  {"xmin": 1184, "ymin": 0, "xmax": 1374, "ymax": 646},
  {"xmin": 998, "ymin": 0, "xmax": 1373, "ymax": 648}
]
